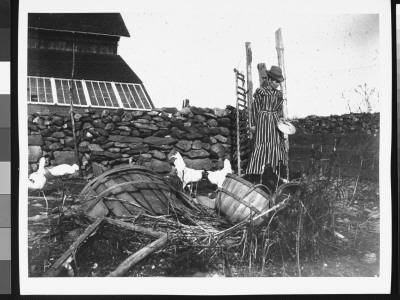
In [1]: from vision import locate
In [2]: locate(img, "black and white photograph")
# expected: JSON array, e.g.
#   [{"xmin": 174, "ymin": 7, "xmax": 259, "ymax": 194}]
[{"xmin": 19, "ymin": 0, "xmax": 392, "ymax": 295}]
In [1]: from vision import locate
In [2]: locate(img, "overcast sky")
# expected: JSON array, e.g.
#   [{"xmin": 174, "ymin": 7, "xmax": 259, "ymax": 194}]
[
  {"xmin": 19, "ymin": 0, "xmax": 389, "ymax": 118},
  {"xmin": 115, "ymin": 2, "xmax": 382, "ymax": 117}
]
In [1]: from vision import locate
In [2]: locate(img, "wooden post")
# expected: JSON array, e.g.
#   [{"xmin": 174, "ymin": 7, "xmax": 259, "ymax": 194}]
[
  {"xmin": 275, "ymin": 28, "xmax": 289, "ymax": 181},
  {"xmin": 245, "ymin": 42, "xmax": 253, "ymax": 128},
  {"xmin": 257, "ymin": 63, "xmax": 268, "ymax": 88},
  {"xmin": 69, "ymin": 43, "xmax": 82, "ymax": 177},
  {"xmin": 182, "ymin": 99, "xmax": 190, "ymax": 108}
]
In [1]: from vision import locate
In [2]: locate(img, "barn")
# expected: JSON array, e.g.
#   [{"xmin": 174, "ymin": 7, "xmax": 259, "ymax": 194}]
[{"xmin": 27, "ymin": 13, "xmax": 154, "ymax": 114}]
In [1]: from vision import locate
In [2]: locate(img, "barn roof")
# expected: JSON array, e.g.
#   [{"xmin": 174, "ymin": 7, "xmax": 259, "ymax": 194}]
[
  {"xmin": 28, "ymin": 13, "xmax": 130, "ymax": 37},
  {"xmin": 28, "ymin": 48, "xmax": 142, "ymax": 84}
]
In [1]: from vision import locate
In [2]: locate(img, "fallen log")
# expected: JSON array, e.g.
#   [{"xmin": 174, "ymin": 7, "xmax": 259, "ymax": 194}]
[
  {"xmin": 103, "ymin": 217, "xmax": 172, "ymax": 277},
  {"xmin": 107, "ymin": 232, "xmax": 169, "ymax": 277}
]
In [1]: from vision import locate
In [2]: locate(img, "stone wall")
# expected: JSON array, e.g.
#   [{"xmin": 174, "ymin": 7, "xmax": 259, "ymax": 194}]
[
  {"xmin": 28, "ymin": 106, "xmax": 233, "ymax": 175},
  {"xmin": 28, "ymin": 105, "xmax": 380, "ymax": 179},
  {"xmin": 291, "ymin": 113, "xmax": 380, "ymax": 134}
]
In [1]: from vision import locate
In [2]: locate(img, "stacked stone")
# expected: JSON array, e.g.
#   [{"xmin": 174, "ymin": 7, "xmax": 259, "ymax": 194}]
[
  {"xmin": 27, "ymin": 106, "xmax": 232, "ymax": 174},
  {"xmin": 168, "ymin": 106, "xmax": 231, "ymax": 171},
  {"xmin": 291, "ymin": 113, "xmax": 380, "ymax": 135}
]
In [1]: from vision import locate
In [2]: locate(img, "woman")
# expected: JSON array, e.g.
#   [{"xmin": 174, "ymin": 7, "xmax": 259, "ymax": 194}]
[{"xmin": 245, "ymin": 65, "xmax": 286, "ymax": 182}]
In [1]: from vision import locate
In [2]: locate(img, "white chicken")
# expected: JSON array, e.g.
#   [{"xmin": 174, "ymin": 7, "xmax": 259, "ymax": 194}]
[
  {"xmin": 206, "ymin": 158, "xmax": 233, "ymax": 190},
  {"xmin": 170, "ymin": 151, "xmax": 204, "ymax": 195},
  {"xmin": 45, "ymin": 163, "xmax": 79, "ymax": 177},
  {"xmin": 28, "ymin": 157, "xmax": 47, "ymax": 190},
  {"xmin": 28, "ymin": 157, "xmax": 49, "ymax": 211}
]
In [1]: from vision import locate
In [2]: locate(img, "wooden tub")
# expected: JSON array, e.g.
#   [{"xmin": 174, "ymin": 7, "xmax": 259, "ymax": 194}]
[{"xmin": 215, "ymin": 173, "xmax": 272, "ymax": 223}]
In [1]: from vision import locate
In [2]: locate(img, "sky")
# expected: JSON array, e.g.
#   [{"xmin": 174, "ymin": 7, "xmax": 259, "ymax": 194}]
[{"xmin": 114, "ymin": 2, "xmax": 382, "ymax": 117}]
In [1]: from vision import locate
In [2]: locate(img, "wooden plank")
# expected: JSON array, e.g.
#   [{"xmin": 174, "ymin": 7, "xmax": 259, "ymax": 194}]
[
  {"xmin": 120, "ymin": 174, "xmax": 155, "ymax": 213},
  {"xmin": 257, "ymin": 63, "xmax": 267, "ymax": 87},
  {"xmin": 130, "ymin": 174, "xmax": 169, "ymax": 214},
  {"xmin": 275, "ymin": 28, "xmax": 290, "ymax": 181},
  {"xmin": 102, "ymin": 178, "xmax": 138, "ymax": 217},
  {"xmin": 245, "ymin": 42, "xmax": 254, "ymax": 128},
  {"xmin": 43, "ymin": 217, "xmax": 105, "ymax": 277}
]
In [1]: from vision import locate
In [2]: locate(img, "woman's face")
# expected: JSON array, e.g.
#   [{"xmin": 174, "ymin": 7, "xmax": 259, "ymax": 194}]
[{"xmin": 268, "ymin": 78, "xmax": 280, "ymax": 89}]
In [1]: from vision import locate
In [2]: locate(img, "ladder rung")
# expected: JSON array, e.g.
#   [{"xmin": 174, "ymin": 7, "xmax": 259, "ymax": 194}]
[{"xmin": 237, "ymin": 86, "xmax": 246, "ymax": 92}]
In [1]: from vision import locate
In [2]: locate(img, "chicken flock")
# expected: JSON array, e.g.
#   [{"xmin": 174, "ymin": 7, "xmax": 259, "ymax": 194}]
[
  {"xmin": 170, "ymin": 151, "xmax": 233, "ymax": 196},
  {"xmin": 28, "ymin": 152, "xmax": 233, "ymax": 199}
]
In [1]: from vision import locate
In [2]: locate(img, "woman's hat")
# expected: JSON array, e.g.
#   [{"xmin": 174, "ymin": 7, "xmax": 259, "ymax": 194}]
[
  {"xmin": 277, "ymin": 119, "xmax": 296, "ymax": 135},
  {"xmin": 267, "ymin": 66, "xmax": 285, "ymax": 82}
]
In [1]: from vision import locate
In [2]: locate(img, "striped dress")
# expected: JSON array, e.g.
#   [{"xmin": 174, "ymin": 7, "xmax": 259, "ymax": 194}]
[{"xmin": 245, "ymin": 86, "xmax": 285, "ymax": 175}]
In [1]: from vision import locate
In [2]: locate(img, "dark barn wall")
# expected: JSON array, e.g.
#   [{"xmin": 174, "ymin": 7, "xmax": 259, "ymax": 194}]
[{"xmin": 27, "ymin": 104, "xmax": 380, "ymax": 181}]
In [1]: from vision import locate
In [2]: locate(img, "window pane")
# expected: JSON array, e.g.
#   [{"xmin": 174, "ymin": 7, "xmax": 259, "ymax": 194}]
[
  {"xmin": 99, "ymin": 82, "xmax": 112, "ymax": 107},
  {"xmin": 76, "ymin": 81, "xmax": 86, "ymax": 105},
  {"xmin": 86, "ymin": 82, "xmax": 99, "ymax": 106},
  {"xmin": 70, "ymin": 81, "xmax": 80, "ymax": 105},
  {"xmin": 128, "ymin": 85, "xmax": 144, "ymax": 109},
  {"xmin": 106, "ymin": 83, "xmax": 119, "ymax": 107},
  {"xmin": 122, "ymin": 84, "xmax": 137, "ymax": 108},
  {"xmin": 27, "ymin": 78, "xmax": 30, "ymax": 102},
  {"xmin": 93, "ymin": 82, "xmax": 105, "ymax": 106},
  {"xmin": 38, "ymin": 78, "xmax": 46, "ymax": 103},
  {"xmin": 55, "ymin": 80, "xmax": 65, "ymax": 104},
  {"xmin": 135, "ymin": 85, "xmax": 150, "ymax": 109},
  {"xmin": 30, "ymin": 77, "xmax": 38, "ymax": 103},
  {"xmin": 136, "ymin": 85, "xmax": 151, "ymax": 109},
  {"xmin": 44, "ymin": 78, "xmax": 53, "ymax": 103},
  {"xmin": 115, "ymin": 84, "xmax": 130, "ymax": 108},
  {"xmin": 62, "ymin": 80, "xmax": 70, "ymax": 104}
]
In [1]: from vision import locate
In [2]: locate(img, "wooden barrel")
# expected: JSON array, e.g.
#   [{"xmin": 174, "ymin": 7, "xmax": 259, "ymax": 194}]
[
  {"xmin": 215, "ymin": 173, "xmax": 271, "ymax": 223},
  {"xmin": 77, "ymin": 165, "xmax": 198, "ymax": 218}
]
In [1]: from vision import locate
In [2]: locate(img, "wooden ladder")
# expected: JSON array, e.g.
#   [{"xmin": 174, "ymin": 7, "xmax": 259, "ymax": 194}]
[{"xmin": 233, "ymin": 68, "xmax": 251, "ymax": 176}]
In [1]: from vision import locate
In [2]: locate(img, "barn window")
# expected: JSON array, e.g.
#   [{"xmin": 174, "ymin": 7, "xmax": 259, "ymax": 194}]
[
  {"xmin": 27, "ymin": 77, "xmax": 53, "ymax": 104},
  {"xmin": 115, "ymin": 83, "xmax": 152, "ymax": 110},
  {"xmin": 85, "ymin": 80, "xmax": 120, "ymax": 108},
  {"xmin": 27, "ymin": 76, "xmax": 152, "ymax": 110},
  {"xmin": 54, "ymin": 79, "xmax": 87, "ymax": 106}
]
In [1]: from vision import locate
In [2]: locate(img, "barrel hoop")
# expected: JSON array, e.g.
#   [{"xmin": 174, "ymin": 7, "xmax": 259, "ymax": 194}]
[
  {"xmin": 219, "ymin": 188, "xmax": 262, "ymax": 215},
  {"xmin": 78, "ymin": 166, "xmax": 174, "ymax": 203},
  {"xmin": 225, "ymin": 174, "xmax": 271, "ymax": 199},
  {"xmin": 85, "ymin": 180, "xmax": 172, "ymax": 212}
]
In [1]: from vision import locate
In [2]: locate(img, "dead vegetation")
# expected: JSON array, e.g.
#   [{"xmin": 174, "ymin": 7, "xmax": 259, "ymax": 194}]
[{"xmin": 27, "ymin": 140, "xmax": 380, "ymax": 278}]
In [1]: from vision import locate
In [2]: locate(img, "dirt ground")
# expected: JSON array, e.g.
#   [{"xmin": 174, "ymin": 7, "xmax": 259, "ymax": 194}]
[{"xmin": 27, "ymin": 175, "xmax": 380, "ymax": 278}]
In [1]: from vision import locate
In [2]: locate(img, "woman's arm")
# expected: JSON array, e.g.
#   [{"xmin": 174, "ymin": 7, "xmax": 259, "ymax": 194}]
[
  {"xmin": 251, "ymin": 88, "xmax": 262, "ymax": 127},
  {"xmin": 277, "ymin": 92, "xmax": 284, "ymax": 120}
]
